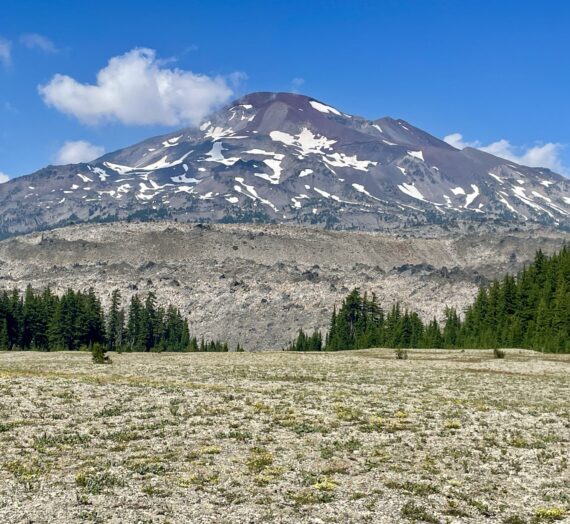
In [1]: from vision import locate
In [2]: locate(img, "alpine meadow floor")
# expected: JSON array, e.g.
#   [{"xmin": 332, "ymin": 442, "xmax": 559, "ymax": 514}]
[{"xmin": 0, "ymin": 349, "xmax": 568, "ymax": 523}]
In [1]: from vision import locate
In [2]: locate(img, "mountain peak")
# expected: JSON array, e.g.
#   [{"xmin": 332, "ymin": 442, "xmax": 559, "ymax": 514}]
[
  {"xmin": 1, "ymin": 91, "xmax": 569, "ymax": 239},
  {"xmin": 235, "ymin": 91, "xmax": 340, "ymax": 112}
]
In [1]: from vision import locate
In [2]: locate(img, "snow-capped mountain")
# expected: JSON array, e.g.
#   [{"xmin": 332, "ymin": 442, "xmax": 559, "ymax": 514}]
[{"xmin": 1, "ymin": 92, "xmax": 569, "ymax": 238}]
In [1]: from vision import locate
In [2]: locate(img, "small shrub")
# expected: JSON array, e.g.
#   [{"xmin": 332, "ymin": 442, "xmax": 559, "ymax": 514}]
[
  {"xmin": 290, "ymin": 489, "xmax": 334, "ymax": 505},
  {"xmin": 395, "ymin": 348, "xmax": 409, "ymax": 360},
  {"xmin": 401, "ymin": 501, "xmax": 438, "ymax": 523},
  {"xmin": 533, "ymin": 507, "xmax": 567, "ymax": 522},
  {"xmin": 494, "ymin": 348, "xmax": 506, "ymax": 359},
  {"xmin": 444, "ymin": 419, "xmax": 462, "ymax": 430},
  {"xmin": 0, "ymin": 422, "xmax": 15, "ymax": 433},
  {"xmin": 96, "ymin": 405, "xmax": 122, "ymax": 418},
  {"xmin": 92, "ymin": 344, "xmax": 111, "ymax": 364},
  {"xmin": 334, "ymin": 404, "xmax": 363, "ymax": 422},
  {"xmin": 76, "ymin": 471, "xmax": 122, "ymax": 494},
  {"xmin": 313, "ymin": 476, "xmax": 337, "ymax": 491},
  {"xmin": 503, "ymin": 516, "xmax": 527, "ymax": 524},
  {"xmin": 246, "ymin": 447, "xmax": 274, "ymax": 473}
]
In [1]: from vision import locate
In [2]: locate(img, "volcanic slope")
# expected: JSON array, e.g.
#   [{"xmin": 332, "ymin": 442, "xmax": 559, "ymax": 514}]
[
  {"xmin": 0, "ymin": 222, "xmax": 566, "ymax": 349},
  {"xmin": 1, "ymin": 92, "xmax": 569, "ymax": 238}
]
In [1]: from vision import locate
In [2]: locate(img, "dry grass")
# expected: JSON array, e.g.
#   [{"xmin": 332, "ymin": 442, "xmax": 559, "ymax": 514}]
[{"xmin": 0, "ymin": 348, "xmax": 569, "ymax": 523}]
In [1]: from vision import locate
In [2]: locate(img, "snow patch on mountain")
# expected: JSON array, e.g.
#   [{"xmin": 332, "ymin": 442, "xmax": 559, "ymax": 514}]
[
  {"xmin": 162, "ymin": 135, "xmax": 183, "ymax": 147},
  {"xmin": 202, "ymin": 143, "xmax": 239, "ymax": 166},
  {"xmin": 323, "ymin": 152, "xmax": 377, "ymax": 172},
  {"xmin": 141, "ymin": 151, "xmax": 192, "ymax": 170},
  {"xmin": 270, "ymin": 128, "xmax": 336, "ymax": 156},
  {"xmin": 352, "ymin": 183, "xmax": 381, "ymax": 202},
  {"xmin": 465, "ymin": 185, "xmax": 480, "ymax": 208},
  {"xmin": 234, "ymin": 177, "xmax": 278, "ymax": 212},
  {"xmin": 77, "ymin": 173, "xmax": 93, "ymax": 183},
  {"xmin": 204, "ymin": 126, "xmax": 235, "ymax": 141},
  {"xmin": 487, "ymin": 171, "xmax": 504, "ymax": 184},
  {"xmin": 172, "ymin": 174, "xmax": 200, "ymax": 184},
  {"xmin": 407, "ymin": 150, "xmax": 424, "ymax": 161},
  {"xmin": 398, "ymin": 183, "xmax": 426, "ymax": 201},
  {"xmin": 104, "ymin": 162, "xmax": 135, "ymax": 175},
  {"xmin": 309, "ymin": 100, "xmax": 341, "ymax": 116}
]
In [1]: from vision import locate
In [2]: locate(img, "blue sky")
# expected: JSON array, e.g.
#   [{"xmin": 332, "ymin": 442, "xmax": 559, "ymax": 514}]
[{"xmin": 1, "ymin": 0, "xmax": 569, "ymax": 182}]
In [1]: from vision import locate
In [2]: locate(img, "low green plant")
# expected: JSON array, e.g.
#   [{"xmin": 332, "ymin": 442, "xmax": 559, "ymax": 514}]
[
  {"xmin": 395, "ymin": 348, "xmax": 409, "ymax": 360},
  {"xmin": 533, "ymin": 507, "xmax": 567, "ymax": 522},
  {"xmin": 400, "ymin": 501, "xmax": 438, "ymax": 523},
  {"xmin": 92, "ymin": 343, "xmax": 111, "ymax": 364},
  {"xmin": 246, "ymin": 447, "xmax": 274, "ymax": 473},
  {"xmin": 503, "ymin": 516, "xmax": 527, "ymax": 524},
  {"xmin": 76, "ymin": 471, "xmax": 122, "ymax": 494}
]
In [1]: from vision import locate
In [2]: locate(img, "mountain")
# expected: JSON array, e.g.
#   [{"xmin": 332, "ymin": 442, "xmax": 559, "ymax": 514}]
[{"xmin": 1, "ymin": 92, "xmax": 569, "ymax": 238}]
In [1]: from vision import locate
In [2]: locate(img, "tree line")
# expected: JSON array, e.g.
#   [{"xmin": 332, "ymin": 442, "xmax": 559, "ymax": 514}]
[
  {"xmin": 0, "ymin": 287, "xmax": 234, "ymax": 352},
  {"xmin": 288, "ymin": 245, "xmax": 570, "ymax": 353}
]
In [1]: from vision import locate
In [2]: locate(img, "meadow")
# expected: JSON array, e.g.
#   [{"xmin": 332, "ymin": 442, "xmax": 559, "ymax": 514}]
[{"xmin": 0, "ymin": 349, "xmax": 568, "ymax": 523}]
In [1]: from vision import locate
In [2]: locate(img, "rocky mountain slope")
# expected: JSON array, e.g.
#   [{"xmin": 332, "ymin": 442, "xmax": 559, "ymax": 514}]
[
  {"xmin": 0, "ymin": 222, "xmax": 566, "ymax": 350},
  {"xmin": 1, "ymin": 92, "xmax": 569, "ymax": 238}
]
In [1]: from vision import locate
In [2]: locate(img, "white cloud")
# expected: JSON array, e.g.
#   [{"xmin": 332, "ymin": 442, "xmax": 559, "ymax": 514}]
[
  {"xmin": 0, "ymin": 38, "xmax": 11, "ymax": 67},
  {"xmin": 20, "ymin": 33, "xmax": 57, "ymax": 53},
  {"xmin": 39, "ymin": 48, "xmax": 238, "ymax": 126},
  {"xmin": 443, "ymin": 132, "xmax": 472, "ymax": 150},
  {"xmin": 291, "ymin": 77, "xmax": 305, "ymax": 93},
  {"xmin": 55, "ymin": 141, "xmax": 105, "ymax": 164},
  {"xmin": 444, "ymin": 132, "xmax": 568, "ymax": 175},
  {"xmin": 0, "ymin": 171, "xmax": 10, "ymax": 184}
]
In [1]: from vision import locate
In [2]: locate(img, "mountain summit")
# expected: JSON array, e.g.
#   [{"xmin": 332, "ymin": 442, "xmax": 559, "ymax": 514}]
[{"xmin": 1, "ymin": 92, "xmax": 569, "ymax": 237}]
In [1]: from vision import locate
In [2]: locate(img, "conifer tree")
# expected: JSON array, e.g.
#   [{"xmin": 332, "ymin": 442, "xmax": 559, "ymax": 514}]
[
  {"xmin": 106, "ymin": 290, "xmax": 124, "ymax": 351},
  {"xmin": 0, "ymin": 318, "xmax": 9, "ymax": 350}
]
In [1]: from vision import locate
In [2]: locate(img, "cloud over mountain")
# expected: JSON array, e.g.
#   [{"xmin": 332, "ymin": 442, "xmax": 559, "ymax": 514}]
[
  {"xmin": 444, "ymin": 133, "xmax": 568, "ymax": 176},
  {"xmin": 56, "ymin": 141, "xmax": 105, "ymax": 164},
  {"xmin": 39, "ymin": 48, "xmax": 238, "ymax": 126}
]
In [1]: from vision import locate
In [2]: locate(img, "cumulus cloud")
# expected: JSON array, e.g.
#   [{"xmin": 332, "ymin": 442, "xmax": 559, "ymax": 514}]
[
  {"xmin": 55, "ymin": 141, "xmax": 105, "ymax": 164},
  {"xmin": 39, "ymin": 48, "xmax": 238, "ymax": 126},
  {"xmin": 444, "ymin": 133, "xmax": 568, "ymax": 175},
  {"xmin": 442, "ymin": 132, "xmax": 472, "ymax": 150},
  {"xmin": 20, "ymin": 33, "xmax": 57, "ymax": 53},
  {"xmin": 0, "ymin": 171, "xmax": 10, "ymax": 184},
  {"xmin": 0, "ymin": 38, "xmax": 11, "ymax": 67}
]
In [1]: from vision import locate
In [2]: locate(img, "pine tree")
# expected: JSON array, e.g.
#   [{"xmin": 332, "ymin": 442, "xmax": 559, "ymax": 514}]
[
  {"xmin": 0, "ymin": 318, "xmax": 9, "ymax": 350},
  {"xmin": 106, "ymin": 290, "xmax": 124, "ymax": 351},
  {"xmin": 443, "ymin": 307, "xmax": 460, "ymax": 348},
  {"xmin": 126, "ymin": 295, "xmax": 143, "ymax": 351}
]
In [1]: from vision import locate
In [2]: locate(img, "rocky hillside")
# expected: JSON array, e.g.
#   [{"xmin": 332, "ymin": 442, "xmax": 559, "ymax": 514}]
[
  {"xmin": 0, "ymin": 222, "xmax": 566, "ymax": 350},
  {"xmin": 1, "ymin": 92, "xmax": 569, "ymax": 238}
]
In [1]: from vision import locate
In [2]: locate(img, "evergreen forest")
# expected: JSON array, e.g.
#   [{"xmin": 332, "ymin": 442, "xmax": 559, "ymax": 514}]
[
  {"xmin": 0, "ymin": 287, "xmax": 231, "ymax": 352},
  {"xmin": 288, "ymin": 246, "xmax": 570, "ymax": 353}
]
